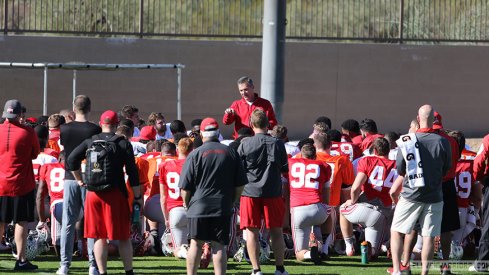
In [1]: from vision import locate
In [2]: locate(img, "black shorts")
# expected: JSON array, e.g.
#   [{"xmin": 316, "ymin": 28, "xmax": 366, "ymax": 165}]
[
  {"xmin": 0, "ymin": 189, "xmax": 36, "ymax": 223},
  {"xmin": 188, "ymin": 216, "xmax": 231, "ymax": 245},
  {"xmin": 441, "ymin": 179, "xmax": 460, "ymax": 233}
]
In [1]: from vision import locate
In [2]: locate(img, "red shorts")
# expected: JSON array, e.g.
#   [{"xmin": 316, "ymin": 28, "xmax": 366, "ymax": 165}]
[
  {"xmin": 84, "ymin": 188, "xmax": 131, "ymax": 240},
  {"xmin": 239, "ymin": 196, "xmax": 285, "ymax": 229}
]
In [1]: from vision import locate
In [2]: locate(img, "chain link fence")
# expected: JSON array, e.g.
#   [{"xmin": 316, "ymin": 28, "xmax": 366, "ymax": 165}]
[{"xmin": 1, "ymin": 0, "xmax": 488, "ymax": 43}]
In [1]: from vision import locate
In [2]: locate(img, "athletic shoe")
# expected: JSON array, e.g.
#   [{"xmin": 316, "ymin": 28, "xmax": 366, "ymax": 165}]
[
  {"xmin": 56, "ymin": 265, "xmax": 69, "ymax": 275},
  {"xmin": 200, "ymin": 242, "xmax": 211, "ymax": 269},
  {"xmin": 234, "ymin": 245, "xmax": 245, "ymax": 262},
  {"xmin": 308, "ymin": 232, "xmax": 321, "ymax": 265},
  {"xmin": 469, "ymin": 264, "xmax": 489, "ymax": 272},
  {"xmin": 387, "ymin": 263, "xmax": 411, "ymax": 275},
  {"xmin": 346, "ymin": 246, "xmax": 355, "ymax": 256},
  {"xmin": 440, "ymin": 263, "xmax": 453, "ymax": 275},
  {"xmin": 274, "ymin": 270, "xmax": 289, "ymax": 275},
  {"xmin": 89, "ymin": 265, "xmax": 100, "ymax": 275},
  {"xmin": 177, "ymin": 244, "xmax": 189, "ymax": 259},
  {"xmin": 310, "ymin": 245, "xmax": 321, "ymax": 265},
  {"xmin": 14, "ymin": 260, "xmax": 38, "ymax": 271}
]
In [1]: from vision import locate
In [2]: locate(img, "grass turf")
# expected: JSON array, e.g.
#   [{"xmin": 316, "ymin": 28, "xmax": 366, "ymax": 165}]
[{"xmin": 0, "ymin": 251, "xmax": 482, "ymax": 275}]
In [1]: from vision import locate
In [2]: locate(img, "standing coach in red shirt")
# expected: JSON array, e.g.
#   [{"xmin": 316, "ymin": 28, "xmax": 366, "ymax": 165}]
[
  {"xmin": 223, "ymin": 76, "xmax": 278, "ymax": 139},
  {"xmin": 0, "ymin": 99, "xmax": 40, "ymax": 271}
]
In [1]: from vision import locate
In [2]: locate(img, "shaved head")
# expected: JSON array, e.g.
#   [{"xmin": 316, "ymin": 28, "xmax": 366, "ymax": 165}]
[{"xmin": 417, "ymin": 104, "xmax": 434, "ymax": 128}]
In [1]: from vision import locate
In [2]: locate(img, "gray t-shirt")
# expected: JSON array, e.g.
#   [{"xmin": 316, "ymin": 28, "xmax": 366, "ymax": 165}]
[
  {"xmin": 237, "ymin": 133, "xmax": 288, "ymax": 198},
  {"xmin": 179, "ymin": 140, "xmax": 247, "ymax": 218},
  {"xmin": 396, "ymin": 131, "xmax": 451, "ymax": 203}
]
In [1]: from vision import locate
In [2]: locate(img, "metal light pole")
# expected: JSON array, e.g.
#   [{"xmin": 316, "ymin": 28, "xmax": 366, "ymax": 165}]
[{"xmin": 260, "ymin": 0, "xmax": 286, "ymax": 123}]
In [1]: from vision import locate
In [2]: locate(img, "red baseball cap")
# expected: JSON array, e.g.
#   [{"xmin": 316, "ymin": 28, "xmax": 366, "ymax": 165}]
[
  {"xmin": 200, "ymin": 117, "xmax": 220, "ymax": 138},
  {"xmin": 140, "ymin": 125, "xmax": 156, "ymax": 141},
  {"xmin": 25, "ymin": 117, "xmax": 38, "ymax": 123},
  {"xmin": 433, "ymin": 111, "xmax": 443, "ymax": 130},
  {"xmin": 100, "ymin": 110, "xmax": 119, "ymax": 125},
  {"xmin": 200, "ymin": 117, "xmax": 219, "ymax": 131}
]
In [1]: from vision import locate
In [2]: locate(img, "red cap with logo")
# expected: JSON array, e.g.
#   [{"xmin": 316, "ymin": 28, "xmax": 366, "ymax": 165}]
[
  {"xmin": 433, "ymin": 111, "xmax": 443, "ymax": 130},
  {"xmin": 200, "ymin": 117, "xmax": 219, "ymax": 131},
  {"xmin": 140, "ymin": 125, "xmax": 156, "ymax": 141},
  {"xmin": 100, "ymin": 110, "xmax": 119, "ymax": 125}
]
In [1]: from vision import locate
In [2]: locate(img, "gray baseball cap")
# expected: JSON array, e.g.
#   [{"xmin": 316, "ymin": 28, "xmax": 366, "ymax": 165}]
[{"xmin": 2, "ymin": 99, "xmax": 22, "ymax": 119}]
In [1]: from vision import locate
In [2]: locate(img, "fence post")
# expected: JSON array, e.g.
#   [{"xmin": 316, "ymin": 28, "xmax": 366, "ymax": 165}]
[
  {"xmin": 139, "ymin": 0, "xmax": 144, "ymax": 37},
  {"xmin": 4, "ymin": 0, "xmax": 8, "ymax": 34},
  {"xmin": 399, "ymin": 0, "xmax": 404, "ymax": 44}
]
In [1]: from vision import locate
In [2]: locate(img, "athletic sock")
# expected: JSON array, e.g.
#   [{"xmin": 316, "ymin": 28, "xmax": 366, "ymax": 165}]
[
  {"xmin": 304, "ymin": 251, "xmax": 311, "ymax": 259},
  {"xmin": 253, "ymin": 268, "xmax": 261, "ymax": 274},
  {"xmin": 276, "ymin": 265, "xmax": 285, "ymax": 273},
  {"xmin": 344, "ymin": 236, "xmax": 355, "ymax": 252}
]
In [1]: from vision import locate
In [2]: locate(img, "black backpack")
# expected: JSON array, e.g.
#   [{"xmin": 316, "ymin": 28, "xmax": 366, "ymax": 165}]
[{"xmin": 85, "ymin": 135, "xmax": 124, "ymax": 192}]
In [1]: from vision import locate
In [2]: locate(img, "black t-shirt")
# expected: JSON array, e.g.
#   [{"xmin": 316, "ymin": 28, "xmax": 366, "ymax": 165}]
[
  {"xmin": 67, "ymin": 132, "xmax": 139, "ymax": 190},
  {"xmin": 60, "ymin": 121, "xmax": 101, "ymax": 180},
  {"xmin": 237, "ymin": 133, "xmax": 288, "ymax": 198},
  {"xmin": 179, "ymin": 140, "xmax": 247, "ymax": 218}
]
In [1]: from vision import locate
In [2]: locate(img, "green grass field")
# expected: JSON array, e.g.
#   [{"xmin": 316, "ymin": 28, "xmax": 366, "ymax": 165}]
[{"xmin": 0, "ymin": 251, "xmax": 482, "ymax": 275}]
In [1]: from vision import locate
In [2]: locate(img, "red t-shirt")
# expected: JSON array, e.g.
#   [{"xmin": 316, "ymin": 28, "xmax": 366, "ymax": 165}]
[
  {"xmin": 39, "ymin": 163, "xmax": 65, "ymax": 205},
  {"xmin": 0, "ymin": 120, "xmax": 40, "ymax": 196},
  {"xmin": 222, "ymin": 95, "xmax": 278, "ymax": 139},
  {"xmin": 360, "ymin": 133, "xmax": 384, "ymax": 152},
  {"xmin": 436, "ymin": 130, "xmax": 459, "ymax": 181},
  {"xmin": 357, "ymin": 156, "xmax": 397, "ymax": 207},
  {"xmin": 49, "ymin": 128, "xmax": 60, "ymax": 142},
  {"xmin": 351, "ymin": 135, "xmax": 363, "ymax": 148},
  {"xmin": 159, "ymin": 159, "xmax": 186, "ymax": 211},
  {"xmin": 288, "ymin": 158, "xmax": 331, "ymax": 208},
  {"xmin": 330, "ymin": 141, "xmax": 362, "ymax": 162},
  {"xmin": 455, "ymin": 159, "xmax": 475, "ymax": 208}
]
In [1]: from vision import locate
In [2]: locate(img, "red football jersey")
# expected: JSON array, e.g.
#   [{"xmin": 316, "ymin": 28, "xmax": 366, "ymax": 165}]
[
  {"xmin": 39, "ymin": 163, "xmax": 65, "ymax": 205},
  {"xmin": 357, "ymin": 156, "xmax": 397, "ymax": 207},
  {"xmin": 461, "ymin": 149, "xmax": 477, "ymax": 160},
  {"xmin": 330, "ymin": 141, "xmax": 362, "ymax": 162},
  {"xmin": 455, "ymin": 159, "xmax": 475, "ymax": 208},
  {"xmin": 159, "ymin": 159, "xmax": 186, "ymax": 211},
  {"xmin": 288, "ymin": 158, "xmax": 331, "ymax": 208},
  {"xmin": 32, "ymin": 153, "xmax": 58, "ymax": 182}
]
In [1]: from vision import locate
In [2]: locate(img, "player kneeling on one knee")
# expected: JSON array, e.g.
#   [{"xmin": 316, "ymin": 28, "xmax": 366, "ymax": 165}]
[
  {"xmin": 340, "ymin": 138, "xmax": 397, "ymax": 259},
  {"xmin": 287, "ymin": 144, "xmax": 332, "ymax": 263}
]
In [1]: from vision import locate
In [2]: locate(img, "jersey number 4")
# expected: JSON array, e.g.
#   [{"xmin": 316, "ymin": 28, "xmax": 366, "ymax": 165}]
[
  {"xmin": 368, "ymin": 166, "xmax": 397, "ymax": 191},
  {"xmin": 290, "ymin": 163, "xmax": 320, "ymax": 189}
]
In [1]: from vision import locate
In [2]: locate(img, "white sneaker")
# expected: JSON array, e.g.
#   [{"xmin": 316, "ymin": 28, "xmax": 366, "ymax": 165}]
[
  {"xmin": 89, "ymin": 265, "xmax": 100, "ymax": 275},
  {"xmin": 250, "ymin": 272, "xmax": 263, "ymax": 275},
  {"xmin": 177, "ymin": 244, "xmax": 189, "ymax": 259},
  {"xmin": 274, "ymin": 270, "xmax": 289, "ymax": 275},
  {"xmin": 469, "ymin": 264, "xmax": 489, "ymax": 272},
  {"xmin": 56, "ymin": 265, "xmax": 69, "ymax": 275}
]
